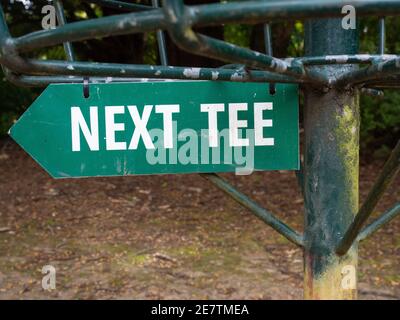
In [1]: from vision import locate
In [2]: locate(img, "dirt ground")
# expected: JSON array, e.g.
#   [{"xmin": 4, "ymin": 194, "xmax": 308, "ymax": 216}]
[{"xmin": 0, "ymin": 138, "xmax": 398, "ymax": 300}]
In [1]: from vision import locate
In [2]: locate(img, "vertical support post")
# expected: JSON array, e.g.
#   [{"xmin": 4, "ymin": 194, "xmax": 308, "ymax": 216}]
[
  {"xmin": 303, "ymin": 19, "xmax": 359, "ymax": 299},
  {"xmin": 263, "ymin": 23, "xmax": 276, "ymax": 95},
  {"xmin": 54, "ymin": 0, "xmax": 76, "ymax": 62},
  {"xmin": 152, "ymin": 0, "xmax": 168, "ymax": 66},
  {"xmin": 378, "ymin": 17, "xmax": 385, "ymax": 55}
]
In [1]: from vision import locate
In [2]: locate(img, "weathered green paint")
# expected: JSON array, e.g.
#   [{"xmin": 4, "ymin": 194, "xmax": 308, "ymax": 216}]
[
  {"xmin": 10, "ymin": 81, "xmax": 299, "ymax": 178},
  {"xmin": 303, "ymin": 18, "xmax": 359, "ymax": 299}
]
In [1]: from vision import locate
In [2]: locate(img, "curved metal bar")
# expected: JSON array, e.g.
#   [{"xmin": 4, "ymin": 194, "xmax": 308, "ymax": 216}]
[
  {"xmin": 357, "ymin": 202, "xmax": 400, "ymax": 241},
  {"xmin": 162, "ymin": 0, "xmax": 328, "ymax": 86},
  {"xmin": 0, "ymin": 4, "xmax": 302, "ymax": 86},
  {"xmin": 0, "ymin": 4, "xmax": 305, "ymax": 85},
  {"xmin": 7, "ymin": 1, "xmax": 400, "ymax": 55},
  {"xmin": 201, "ymin": 173, "xmax": 304, "ymax": 247}
]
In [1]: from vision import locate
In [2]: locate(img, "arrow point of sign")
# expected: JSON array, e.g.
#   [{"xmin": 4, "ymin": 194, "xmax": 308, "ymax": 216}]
[{"xmin": 8, "ymin": 85, "xmax": 71, "ymax": 179}]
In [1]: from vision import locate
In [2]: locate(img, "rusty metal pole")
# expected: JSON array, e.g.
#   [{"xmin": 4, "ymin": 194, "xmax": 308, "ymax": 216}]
[{"xmin": 303, "ymin": 18, "xmax": 359, "ymax": 299}]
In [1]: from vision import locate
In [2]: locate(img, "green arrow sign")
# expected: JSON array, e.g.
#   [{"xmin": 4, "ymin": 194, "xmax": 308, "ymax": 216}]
[{"xmin": 10, "ymin": 81, "xmax": 299, "ymax": 178}]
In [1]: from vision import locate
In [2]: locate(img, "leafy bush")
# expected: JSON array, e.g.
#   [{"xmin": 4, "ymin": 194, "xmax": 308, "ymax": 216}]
[{"xmin": 360, "ymin": 90, "xmax": 400, "ymax": 157}]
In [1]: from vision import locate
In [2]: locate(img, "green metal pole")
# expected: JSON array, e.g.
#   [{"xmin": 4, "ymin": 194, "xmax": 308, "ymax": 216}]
[{"xmin": 303, "ymin": 18, "xmax": 359, "ymax": 299}]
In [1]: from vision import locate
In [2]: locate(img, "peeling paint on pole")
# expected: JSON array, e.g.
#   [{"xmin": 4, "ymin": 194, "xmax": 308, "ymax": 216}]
[{"xmin": 303, "ymin": 18, "xmax": 359, "ymax": 300}]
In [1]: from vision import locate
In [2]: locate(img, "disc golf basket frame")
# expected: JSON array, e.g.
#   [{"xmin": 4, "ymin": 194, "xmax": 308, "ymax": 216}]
[{"xmin": 0, "ymin": 0, "xmax": 400, "ymax": 299}]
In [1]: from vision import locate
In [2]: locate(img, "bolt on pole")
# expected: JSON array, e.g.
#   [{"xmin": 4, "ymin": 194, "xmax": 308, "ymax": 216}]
[{"xmin": 303, "ymin": 18, "xmax": 360, "ymax": 299}]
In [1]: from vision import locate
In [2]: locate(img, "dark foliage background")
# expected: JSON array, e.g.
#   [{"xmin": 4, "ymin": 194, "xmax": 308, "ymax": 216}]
[{"xmin": 1, "ymin": 0, "xmax": 399, "ymax": 157}]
